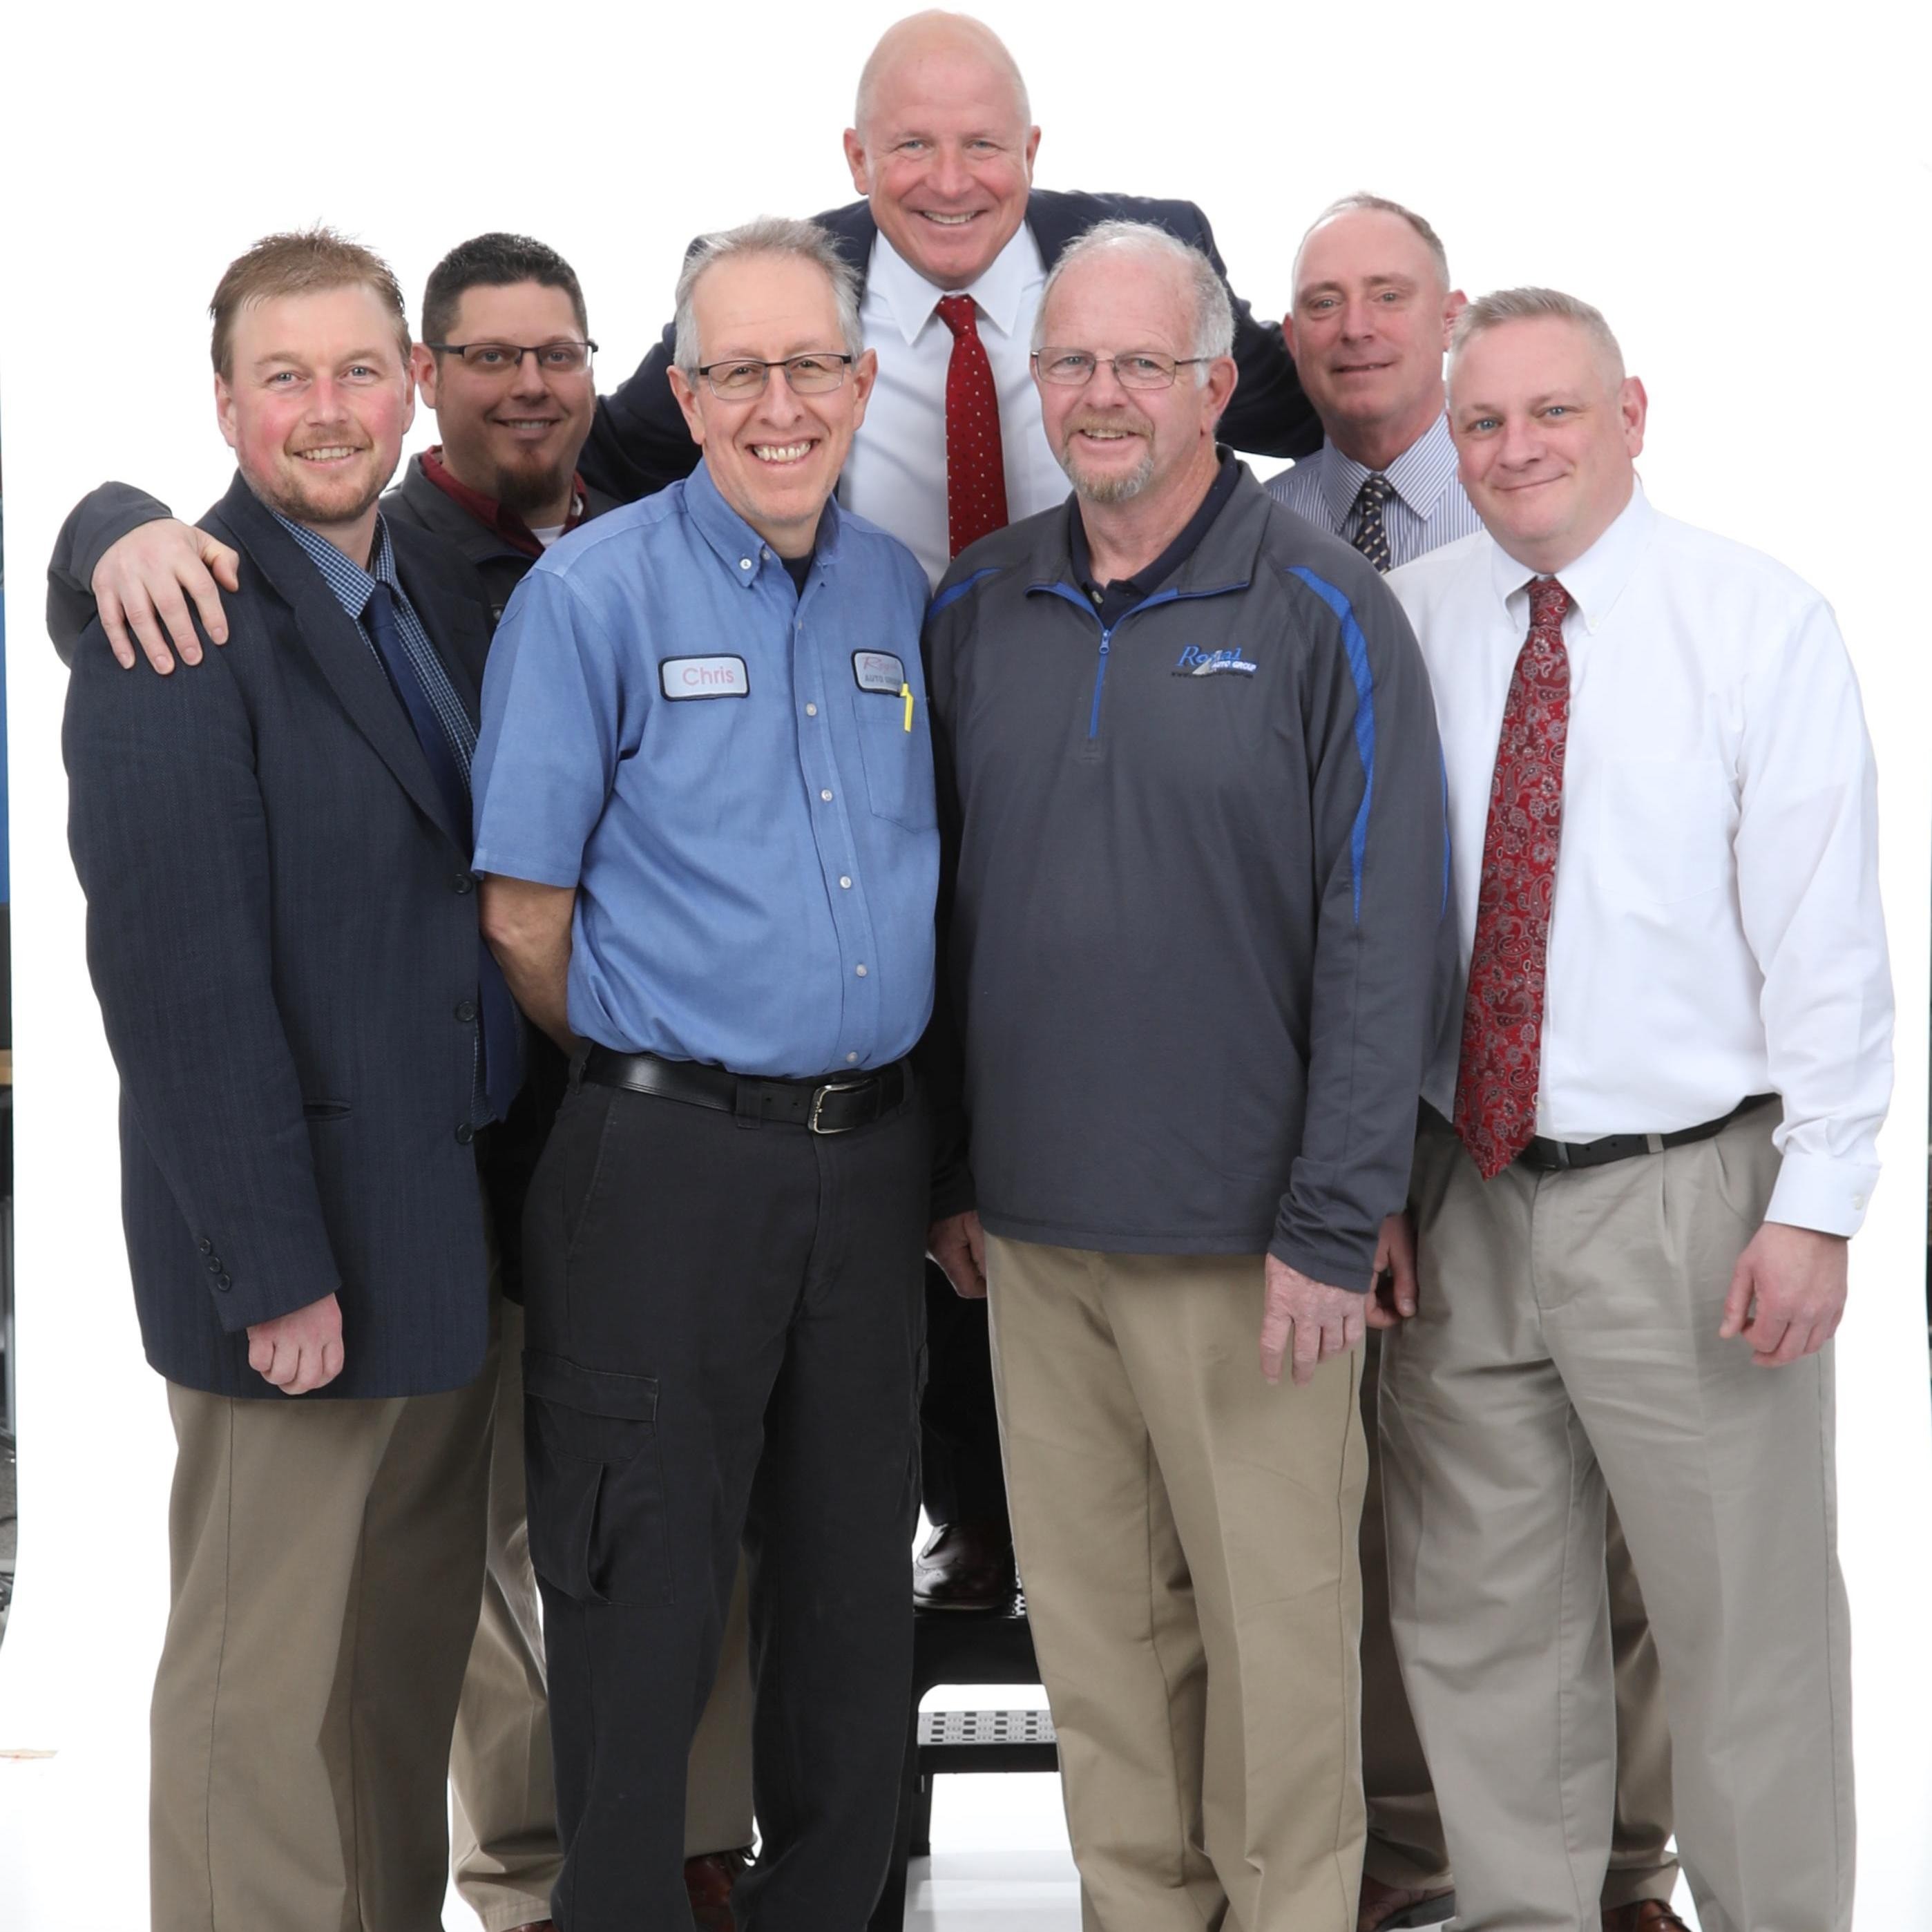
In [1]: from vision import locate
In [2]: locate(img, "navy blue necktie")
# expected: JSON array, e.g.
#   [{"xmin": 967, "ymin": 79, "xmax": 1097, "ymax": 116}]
[{"xmin": 363, "ymin": 580, "xmax": 524, "ymax": 1122}]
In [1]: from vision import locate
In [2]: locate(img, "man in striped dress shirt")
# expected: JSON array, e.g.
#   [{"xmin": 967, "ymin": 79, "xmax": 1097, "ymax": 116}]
[{"xmin": 1269, "ymin": 195, "xmax": 1681, "ymax": 1932}]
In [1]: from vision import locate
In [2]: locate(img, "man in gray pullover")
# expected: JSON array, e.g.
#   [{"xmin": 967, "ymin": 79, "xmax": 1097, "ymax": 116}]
[{"xmin": 922, "ymin": 220, "xmax": 1451, "ymax": 1932}]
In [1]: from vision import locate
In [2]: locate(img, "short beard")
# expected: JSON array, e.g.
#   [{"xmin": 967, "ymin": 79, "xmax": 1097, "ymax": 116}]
[
  {"xmin": 250, "ymin": 461, "xmax": 386, "ymax": 538},
  {"xmin": 492, "ymin": 455, "xmax": 575, "ymax": 522},
  {"xmin": 1064, "ymin": 443, "xmax": 1154, "ymax": 505}
]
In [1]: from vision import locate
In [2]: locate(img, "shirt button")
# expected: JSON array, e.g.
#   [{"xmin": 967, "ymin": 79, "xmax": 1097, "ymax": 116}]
[
  {"xmin": 839, "ymin": 875, "xmax": 852, "ymax": 889},
  {"xmin": 1853, "ymin": 1193, "xmax": 1868, "ymax": 1212},
  {"xmin": 738, "ymin": 557, "xmax": 752, "ymax": 571},
  {"xmin": 456, "ymin": 1122, "xmax": 475, "ymax": 1145},
  {"xmin": 805, "ymin": 703, "xmax": 818, "ymax": 717},
  {"xmin": 821, "ymin": 788, "xmax": 834, "ymax": 802},
  {"xmin": 846, "ymin": 1052, "xmax": 859, "ymax": 1064},
  {"xmin": 854, "ymin": 964, "xmax": 868, "ymax": 977}
]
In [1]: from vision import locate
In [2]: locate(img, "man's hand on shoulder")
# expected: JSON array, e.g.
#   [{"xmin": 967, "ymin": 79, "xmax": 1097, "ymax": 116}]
[
  {"xmin": 247, "ymin": 1292, "xmax": 345, "ymax": 1395},
  {"xmin": 1719, "ymin": 1221, "xmax": 1849, "ymax": 1368},
  {"xmin": 928, "ymin": 1209, "xmax": 987, "ymax": 1301},
  {"xmin": 94, "ymin": 519, "xmax": 240, "ymax": 673},
  {"xmin": 1260, "ymin": 1254, "xmax": 1367, "ymax": 1386}
]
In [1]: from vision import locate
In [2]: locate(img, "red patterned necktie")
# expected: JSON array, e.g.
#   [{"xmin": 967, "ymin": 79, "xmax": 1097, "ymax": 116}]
[
  {"xmin": 937, "ymin": 294, "xmax": 1009, "ymax": 558},
  {"xmin": 1453, "ymin": 577, "xmax": 1574, "ymax": 1179}
]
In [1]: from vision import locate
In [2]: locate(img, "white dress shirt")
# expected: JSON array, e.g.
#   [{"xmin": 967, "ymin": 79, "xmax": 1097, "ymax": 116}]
[
  {"xmin": 1389, "ymin": 484, "xmax": 1891, "ymax": 1236},
  {"xmin": 841, "ymin": 224, "xmax": 1069, "ymax": 587},
  {"xmin": 1265, "ymin": 413, "xmax": 1482, "ymax": 568}
]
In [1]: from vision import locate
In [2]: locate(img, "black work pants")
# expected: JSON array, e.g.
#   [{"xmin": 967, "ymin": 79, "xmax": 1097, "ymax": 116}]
[
  {"xmin": 520, "ymin": 1071, "xmax": 928, "ymax": 1932},
  {"xmin": 919, "ymin": 1263, "xmax": 1010, "ymax": 1532}
]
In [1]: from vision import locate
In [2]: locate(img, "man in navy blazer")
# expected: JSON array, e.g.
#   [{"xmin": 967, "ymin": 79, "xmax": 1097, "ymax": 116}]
[{"xmin": 62, "ymin": 230, "xmax": 507, "ymax": 1932}]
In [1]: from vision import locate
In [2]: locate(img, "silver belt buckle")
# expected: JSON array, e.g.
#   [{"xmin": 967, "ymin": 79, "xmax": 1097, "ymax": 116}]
[{"xmin": 808, "ymin": 1076, "xmax": 870, "ymax": 1135}]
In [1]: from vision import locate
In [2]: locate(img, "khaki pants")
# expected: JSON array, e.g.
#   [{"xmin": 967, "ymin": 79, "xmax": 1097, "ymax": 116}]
[
  {"xmin": 1357, "ymin": 1330, "xmax": 1677, "ymax": 1907},
  {"xmin": 1381, "ymin": 1108, "xmax": 1854, "ymax": 1932},
  {"xmin": 986, "ymin": 1237, "xmax": 1366, "ymax": 1932},
  {"xmin": 153, "ymin": 1372, "xmax": 495, "ymax": 1932},
  {"xmin": 450, "ymin": 1299, "xmax": 757, "ymax": 1929}
]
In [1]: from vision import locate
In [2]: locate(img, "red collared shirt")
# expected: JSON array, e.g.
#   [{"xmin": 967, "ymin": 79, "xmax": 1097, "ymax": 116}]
[{"xmin": 419, "ymin": 446, "xmax": 588, "ymax": 559}]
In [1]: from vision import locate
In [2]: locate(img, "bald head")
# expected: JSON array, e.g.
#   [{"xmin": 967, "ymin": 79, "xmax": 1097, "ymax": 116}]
[
  {"xmin": 854, "ymin": 11, "xmax": 1029, "ymax": 139},
  {"xmin": 844, "ymin": 10, "xmax": 1040, "ymax": 291}
]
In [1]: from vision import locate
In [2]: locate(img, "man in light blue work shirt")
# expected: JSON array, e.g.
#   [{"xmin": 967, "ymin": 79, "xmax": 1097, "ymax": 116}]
[{"xmin": 472, "ymin": 217, "xmax": 937, "ymax": 1932}]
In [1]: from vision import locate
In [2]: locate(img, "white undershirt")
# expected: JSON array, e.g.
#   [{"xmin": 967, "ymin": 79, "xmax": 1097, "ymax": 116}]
[
  {"xmin": 841, "ymin": 224, "xmax": 1069, "ymax": 588},
  {"xmin": 1389, "ymin": 484, "xmax": 1891, "ymax": 1236}
]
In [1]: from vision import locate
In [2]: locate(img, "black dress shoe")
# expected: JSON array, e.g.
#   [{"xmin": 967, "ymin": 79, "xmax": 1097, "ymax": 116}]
[
  {"xmin": 913, "ymin": 1520, "xmax": 1014, "ymax": 1611},
  {"xmin": 686, "ymin": 1848, "xmax": 752, "ymax": 1932},
  {"xmin": 1359, "ymin": 1875, "xmax": 1456, "ymax": 1931}
]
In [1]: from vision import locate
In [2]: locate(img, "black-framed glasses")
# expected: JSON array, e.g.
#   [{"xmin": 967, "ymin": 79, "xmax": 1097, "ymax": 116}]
[
  {"xmin": 1033, "ymin": 348, "xmax": 1209, "ymax": 390},
  {"xmin": 426, "ymin": 340, "xmax": 597, "ymax": 375},
  {"xmin": 693, "ymin": 352, "xmax": 855, "ymax": 400}
]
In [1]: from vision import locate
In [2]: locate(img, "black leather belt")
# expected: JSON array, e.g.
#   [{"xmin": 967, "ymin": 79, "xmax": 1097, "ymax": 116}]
[
  {"xmin": 1515, "ymin": 1093, "xmax": 1776, "ymax": 1173},
  {"xmin": 581, "ymin": 1045, "xmax": 908, "ymax": 1135}
]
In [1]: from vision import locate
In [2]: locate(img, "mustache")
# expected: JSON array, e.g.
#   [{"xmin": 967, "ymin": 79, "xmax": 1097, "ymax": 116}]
[{"xmin": 1062, "ymin": 411, "xmax": 1153, "ymax": 441}]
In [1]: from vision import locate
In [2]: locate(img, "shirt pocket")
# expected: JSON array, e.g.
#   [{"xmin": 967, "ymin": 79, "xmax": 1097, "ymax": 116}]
[
  {"xmin": 1601, "ymin": 758, "xmax": 1736, "ymax": 906},
  {"xmin": 852, "ymin": 685, "xmax": 939, "ymax": 832}
]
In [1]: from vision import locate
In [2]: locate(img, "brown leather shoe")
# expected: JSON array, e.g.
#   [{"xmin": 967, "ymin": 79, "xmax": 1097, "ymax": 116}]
[
  {"xmin": 1359, "ymin": 1873, "xmax": 1455, "ymax": 1932},
  {"xmin": 912, "ymin": 1520, "xmax": 1014, "ymax": 1611},
  {"xmin": 1602, "ymin": 1904, "xmax": 1692, "ymax": 1932},
  {"xmin": 686, "ymin": 1848, "xmax": 752, "ymax": 1932}
]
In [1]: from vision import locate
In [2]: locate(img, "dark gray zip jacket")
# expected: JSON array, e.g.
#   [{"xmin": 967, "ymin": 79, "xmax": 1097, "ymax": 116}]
[{"xmin": 923, "ymin": 464, "xmax": 1454, "ymax": 1289}]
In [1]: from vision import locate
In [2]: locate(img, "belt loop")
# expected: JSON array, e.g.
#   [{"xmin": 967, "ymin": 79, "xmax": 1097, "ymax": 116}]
[
  {"xmin": 1552, "ymin": 1141, "xmax": 1570, "ymax": 1170},
  {"xmin": 1645, "ymin": 1131, "xmax": 1665, "ymax": 1154},
  {"xmin": 733, "ymin": 1078, "xmax": 763, "ymax": 1131},
  {"xmin": 567, "ymin": 1041, "xmax": 590, "ymax": 1093}
]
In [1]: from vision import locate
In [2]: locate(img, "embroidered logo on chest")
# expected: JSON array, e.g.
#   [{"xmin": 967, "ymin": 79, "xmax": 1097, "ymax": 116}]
[
  {"xmin": 852, "ymin": 650, "xmax": 908, "ymax": 694},
  {"xmin": 1172, "ymin": 645, "xmax": 1257, "ymax": 678}
]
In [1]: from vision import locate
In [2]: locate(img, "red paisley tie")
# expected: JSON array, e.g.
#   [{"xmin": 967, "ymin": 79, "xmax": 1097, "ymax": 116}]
[
  {"xmin": 937, "ymin": 294, "xmax": 1009, "ymax": 558},
  {"xmin": 1453, "ymin": 576, "xmax": 1573, "ymax": 1179}
]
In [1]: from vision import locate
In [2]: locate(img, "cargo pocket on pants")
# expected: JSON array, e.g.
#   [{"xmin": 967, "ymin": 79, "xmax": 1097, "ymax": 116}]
[{"xmin": 523, "ymin": 1350, "xmax": 675, "ymax": 1606}]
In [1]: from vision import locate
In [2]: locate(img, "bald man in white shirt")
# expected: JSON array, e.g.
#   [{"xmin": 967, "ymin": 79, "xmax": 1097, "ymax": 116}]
[{"xmin": 1379, "ymin": 288, "xmax": 1889, "ymax": 1932}]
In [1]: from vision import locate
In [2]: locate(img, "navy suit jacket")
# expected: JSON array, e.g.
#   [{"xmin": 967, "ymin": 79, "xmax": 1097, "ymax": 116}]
[
  {"xmin": 64, "ymin": 475, "xmax": 498, "ymax": 1399},
  {"xmin": 581, "ymin": 187, "xmax": 1319, "ymax": 504}
]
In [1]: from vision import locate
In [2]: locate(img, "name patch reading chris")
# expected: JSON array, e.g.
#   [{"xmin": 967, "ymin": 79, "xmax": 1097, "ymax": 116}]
[{"xmin": 660, "ymin": 655, "xmax": 749, "ymax": 700}]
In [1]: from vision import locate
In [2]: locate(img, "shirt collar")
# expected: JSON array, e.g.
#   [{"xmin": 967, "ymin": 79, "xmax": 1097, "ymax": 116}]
[
  {"xmin": 683, "ymin": 453, "xmax": 844, "ymax": 590},
  {"xmin": 267, "ymin": 501, "xmax": 394, "ymax": 618},
  {"xmin": 1317, "ymin": 413, "xmax": 1462, "ymax": 531},
  {"xmin": 1487, "ymin": 478, "xmax": 1652, "ymax": 631},
  {"xmin": 419, "ymin": 446, "xmax": 586, "ymax": 559},
  {"xmin": 1069, "ymin": 448, "xmax": 1242, "ymax": 609},
  {"xmin": 865, "ymin": 220, "xmax": 1044, "ymax": 347}
]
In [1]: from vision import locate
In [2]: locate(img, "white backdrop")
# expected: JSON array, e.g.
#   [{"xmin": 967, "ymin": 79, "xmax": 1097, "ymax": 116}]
[{"xmin": 2, "ymin": 1, "xmax": 1929, "ymax": 1924}]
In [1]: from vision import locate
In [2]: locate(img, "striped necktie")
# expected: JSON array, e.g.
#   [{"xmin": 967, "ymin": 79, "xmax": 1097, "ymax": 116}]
[{"xmin": 1350, "ymin": 473, "xmax": 1395, "ymax": 573}]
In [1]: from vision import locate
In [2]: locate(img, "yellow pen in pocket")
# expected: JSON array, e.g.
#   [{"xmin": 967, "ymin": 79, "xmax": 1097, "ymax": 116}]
[{"xmin": 900, "ymin": 682, "xmax": 914, "ymax": 731}]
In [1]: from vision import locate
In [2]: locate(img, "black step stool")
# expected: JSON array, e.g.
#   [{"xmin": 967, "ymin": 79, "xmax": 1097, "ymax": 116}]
[{"xmin": 867, "ymin": 1591, "xmax": 1060, "ymax": 1929}]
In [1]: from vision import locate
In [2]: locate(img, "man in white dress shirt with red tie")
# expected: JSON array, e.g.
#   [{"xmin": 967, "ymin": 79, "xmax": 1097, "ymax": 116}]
[{"xmin": 1379, "ymin": 288, "xmax": 1891, "ymax": 1932}]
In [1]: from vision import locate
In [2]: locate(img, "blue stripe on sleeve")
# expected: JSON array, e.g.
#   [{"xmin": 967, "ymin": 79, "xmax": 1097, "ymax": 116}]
[
  {"xmin": 1439, "ymin": 749, "xmax": 1451, "ymax": 918},
  {"xmin": 926, "ymin": 566, "xmax": 1002, "ymax": 623},
  {"xmin": 1287, "ymin": 566, "xmax": 1375, "ymax": 921}
]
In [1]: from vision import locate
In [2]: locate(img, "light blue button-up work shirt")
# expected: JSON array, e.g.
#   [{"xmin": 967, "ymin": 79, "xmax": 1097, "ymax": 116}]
[{"xmin": 472, "ymin": 459, "xmax": 939, "ymax": 1080}]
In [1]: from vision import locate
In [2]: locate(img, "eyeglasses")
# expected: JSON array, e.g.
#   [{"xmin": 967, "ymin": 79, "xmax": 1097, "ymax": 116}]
[
  {"xmin": 426, "ymin": 340, "xmax": 597, "ymax": 376},
  {"xmin": 1033, "ymin": 349, "xmax": 1209, "ymax": 390},
  {"xmin": 692, "ymin": 353, "xmax": 856, "ymax": 400}
]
